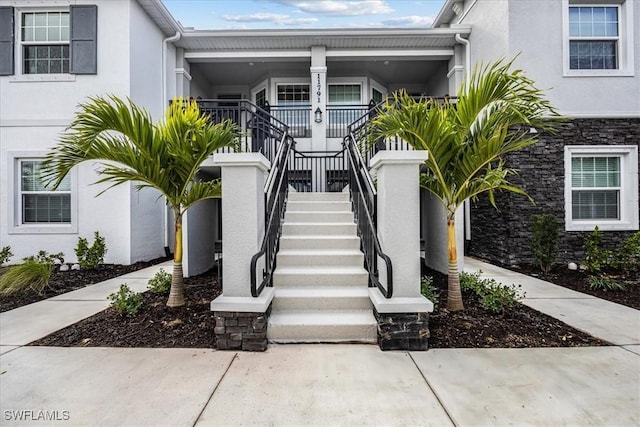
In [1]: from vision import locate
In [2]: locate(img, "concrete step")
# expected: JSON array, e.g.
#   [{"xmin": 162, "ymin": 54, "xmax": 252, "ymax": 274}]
[
  {"xmin": 273, "ymin": 266, "xmax": 369, "ymax": 287},
  {"xmin": 279, "ymin": 235, "xmax": 360, "ymax": 250},
  {"xmin": 282, "ymin": 222, "xmax": 357, "ymax": 236},
  {"xmin": 286, "ymin": 201, "xmax": 352, "ymax": 212},
  {"xmin": 288, "ymin": 192, "xmax": 349, "ymax": 202},
  {"xmin": 284, "ymin": 211, "xmax": 354, "ymax": 223},
  {"xmin": 276, "ymin": 249, "xmax": 364, "ymax": 267},
  {"xmin": 273, "ymin": 287, "xmax": 371, "ymax": 311},
  {"xmin": 268, "ymin": 310, "xmax": 377, "ymax": 343}
]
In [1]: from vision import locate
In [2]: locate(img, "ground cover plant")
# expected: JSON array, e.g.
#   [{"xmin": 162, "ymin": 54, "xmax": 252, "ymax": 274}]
[
  {"xmin": 0, "ymin": 251, "xmax": 64, "ymax": 297},
  {"xmin": 75, "ymin": 231, "xmax": 107, "ymax": 270}
]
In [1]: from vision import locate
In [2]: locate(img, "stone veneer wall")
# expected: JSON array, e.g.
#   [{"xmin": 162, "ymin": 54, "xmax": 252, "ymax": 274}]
[
  {"xmin": 213, "ymin": 305, "xmax": 272, "ymax": 351},
  {"xmin": 469, "ymin": 118, "xmax": 639, "ymax": 266},
  {"xmin": 373, "ymin": 308, "xmax": 430, "ymax": 351}
]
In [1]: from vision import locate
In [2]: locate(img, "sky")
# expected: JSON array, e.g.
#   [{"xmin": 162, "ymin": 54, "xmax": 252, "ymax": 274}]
[{"xmin": 162, "ymin": 0, "xmax": 447, "ymax": 30}]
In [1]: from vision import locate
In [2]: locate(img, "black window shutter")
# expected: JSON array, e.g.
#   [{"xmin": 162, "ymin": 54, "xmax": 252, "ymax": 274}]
[
  {"xmin": 70, "ymin": 5, "xmax": 97, "ymax": 74},
  {"xmin": 0, "ymin": 7, "xmax": 14, "ymax": 76}
]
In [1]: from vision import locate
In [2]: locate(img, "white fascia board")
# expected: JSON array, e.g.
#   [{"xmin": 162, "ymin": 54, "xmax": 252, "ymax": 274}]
[
  {"xmin": 326, "ymin": 49, "xmax": 454, "ymax": 58},
  {"xmin": 183, "ymin": 27, "xmax": 471, "ymax": 38},
  {"xmin": 185, "ymin": 50, "xmax": 311, "ymax": 60}
]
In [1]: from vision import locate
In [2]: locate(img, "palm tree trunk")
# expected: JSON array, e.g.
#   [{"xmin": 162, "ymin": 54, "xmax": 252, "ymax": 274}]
[
  {"xmin": 447, "ymin": 216, "xmax": 464, "ymax": 311},
  {"xmin": 167, "ymin": 213, "xmax": 185, "ymax": 307}
]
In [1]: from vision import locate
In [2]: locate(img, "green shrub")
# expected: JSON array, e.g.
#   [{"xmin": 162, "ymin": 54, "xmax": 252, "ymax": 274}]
[
  {"xmin": 24, "ymin": 250, "xmax": 64, "ymax": 265},
  {"xmin": 531, "ymin": 214, "xmax": 559, "ymax": 274},
  {"xmin": 75, "ymin": 231, "xmax": 107, "ymax": 270},
  {"xmin": 459, "ymin": 271, "xmax": 524, "ymax": 314},
  {"xmin": 610, "ymin": 232, "xmax": 640, "ymax": 275},
  {"xmin": 420, "ymin": 275, "xmax": 439, "ymax": 309},
  {"xmin": 0, "ymin": 259, "xmax": 53, "ymax": 295},
  {"xmin": 583, "ymin": 226, "xmax": 612, "ymax": 273},
  {"xmin": 108, "ymin": 284, "xmax": 143, "ymax": 316},
  {"xmin": 0, "ymin": 246, "xmax": 12, "ymax": 266},
  {"xmin": 587, "ymin": 275, "xmax": 626, "ymax": 291},
  {"xmin": 147, "ymin": 269, "xmax": 171, "ymax": 295}
]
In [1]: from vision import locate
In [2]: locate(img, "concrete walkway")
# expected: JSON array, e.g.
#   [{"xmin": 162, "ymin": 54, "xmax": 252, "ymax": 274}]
[{"xmin": 0, "ymin": 258, "xmax": 639, "ymax": 426}]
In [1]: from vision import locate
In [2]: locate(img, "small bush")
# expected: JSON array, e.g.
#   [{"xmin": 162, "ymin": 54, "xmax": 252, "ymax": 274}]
[
  {"xmin": 108, "ymin": 284, "xmax": 143, "ymax": 316},
  {"xmin": 587, "ymin": 275, "xmax": 626, "ymax": 292},
  {"xmin": 0, "ymin": 259, "xmax": 53, "ymax": 295},
  {"xmin": 147, "ymin": 269, "xmax": 171, "ymax": 295},
  {"xmin": 610, "ymin": 232, "xmax": 640, "ymax": 275},
  {"xmin": 420, "ymin": 276, "xmax": 439, "ymax": 309},
  {"xmin": 583, "ymin": 226, "xmax": 612, "ymax": 273},
  {"xmin": 75, "ymin": 231, "xmax": 107, "ymax": 270},
  {"xmin": 0, "ymin": 246, "xmax": 12, "ymax": 266},
  {"xmin": 531, "ymin": 214, "xmax": 559, "ymax": 274},
  {"xmin": 460, "ymin": 271, "xmax": 524, "ymax": 314},
  {"xmin": 24, "ymin": 250, "xmax": 64, "ymax": 265}
]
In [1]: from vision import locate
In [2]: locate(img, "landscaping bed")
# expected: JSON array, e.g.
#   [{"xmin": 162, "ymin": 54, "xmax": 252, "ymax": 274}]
[
  {"xmin": 0, "ymin": 257, "xmax": 170, "ymax": 313},
  {"xmin": 30, "ymin": 266, "xmax": 608, "ymax": 349},
  {"xmin": 508, "ymin": 264, "xmax": 639, "ymax": 310}
]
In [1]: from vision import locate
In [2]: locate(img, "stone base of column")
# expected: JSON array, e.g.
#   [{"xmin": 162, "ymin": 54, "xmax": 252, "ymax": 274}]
[
  {"xmin": 213, "ymin": 305, "xmax": 272, "ymax": 351},
  {"xmin": 373, "ymin": 307, "xmax": 430, "ymax": 351}
]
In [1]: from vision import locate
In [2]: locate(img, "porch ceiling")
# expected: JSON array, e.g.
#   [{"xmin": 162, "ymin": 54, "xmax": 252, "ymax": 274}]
[
  {"xmin": 190, "ymin": 58, "xmax": 446, "ymax": 87},
  {"xmin": 175, "ymin": 27, "xmax": 471, "ymax": 51}
]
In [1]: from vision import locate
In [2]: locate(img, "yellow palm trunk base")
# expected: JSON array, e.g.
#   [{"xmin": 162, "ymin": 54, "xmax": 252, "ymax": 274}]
[{"xmin": 447, "ymin": 218, "xmax": 464, "ymax": 311}]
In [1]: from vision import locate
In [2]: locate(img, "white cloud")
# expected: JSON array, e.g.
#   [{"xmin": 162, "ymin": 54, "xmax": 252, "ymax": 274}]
[
  {"xmin": 273, "ymin": 0, "xmax": 394, "ymax": 16},
  {"xmin": 223, "ymin": 13, "xmax": 318, "ymax": 25},
  {"xmin": 380, "ymin": 15, "xmax": 434, "ymax": 27}
]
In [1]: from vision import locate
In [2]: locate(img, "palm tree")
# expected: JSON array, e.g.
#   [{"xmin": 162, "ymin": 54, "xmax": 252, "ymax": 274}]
[
  {"xmin": 371, "ymin": 59, "xmax": 560, "ymax": 311},
  {"xmin": 42, "ymin": 96, "xmax": 239, "ymax": 307}
]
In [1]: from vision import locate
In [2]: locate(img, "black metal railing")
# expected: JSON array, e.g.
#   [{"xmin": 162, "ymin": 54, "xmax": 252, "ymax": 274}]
[
  {"xmin": 288, "ymin": 149, "xmax": 348, "ymax": 193},
  {"xmin": 250, "ymin": 134, "xmax": 294, "ymax": 297},
  {"xmin": 344, "ymin": 133, "xmax": 393, "ymax": 298},
  {"xmin": 195, "ymin": 99, "xmax": 289, "ymax": 164},
  {"xmin": 326, "ymin": 105, "xmax": 369, "ymax": 138},
  {"xmin": 270, "ymin": 105, "xmax": 312, "ymax": 138}
]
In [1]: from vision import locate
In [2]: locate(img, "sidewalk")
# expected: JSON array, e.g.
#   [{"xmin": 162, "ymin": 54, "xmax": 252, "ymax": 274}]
[{"xmin": 1, "ymin": 258, "xmax": 639, "ymax": 426}]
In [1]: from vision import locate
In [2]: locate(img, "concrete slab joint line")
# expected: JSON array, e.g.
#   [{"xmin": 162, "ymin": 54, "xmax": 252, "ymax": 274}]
[{"xmin": 193, "ymin": 352, "xmax": 238, "ymax": 427}]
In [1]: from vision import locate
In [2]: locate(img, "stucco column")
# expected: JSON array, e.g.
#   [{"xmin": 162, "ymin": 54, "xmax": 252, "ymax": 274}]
[
  {"xmin": 210, "ymin": 153, "xmax": 274, "ymax": 312},
  {"xmin": 368, "ymin": 150, "xmax": 433, "ymax": 313},
  {"xmin": 310, "ymin": 45, "xmax": 327, "ymax": 156}
]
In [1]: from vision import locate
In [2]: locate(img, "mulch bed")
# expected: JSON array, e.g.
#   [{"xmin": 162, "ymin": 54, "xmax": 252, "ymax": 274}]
[
  {"xmin": 507, "ymin": 264, "xmax": 639, "ymax": 310},
  {"xmin": 425, "ymin": 267, "xmax": 610, "ymax": 348},
  {"xmin": 31, "ymin": 269, "xmax": 220, "ymax": 348},
  {"xmin": 30, "ymin": 265, "xmax": 609, "ymax": 349},
  {"xmin": 0, "ymin": 257, "xmax": 170, "ymax": 313}
]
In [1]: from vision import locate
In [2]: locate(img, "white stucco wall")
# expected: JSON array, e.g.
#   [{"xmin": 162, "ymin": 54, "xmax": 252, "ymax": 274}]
[
  {"xmin": 183, "ymin": 198, "xmax": 217, "ymax": 278},
  {"xmin": 507, "ymin": 0, "xmax": 639, "ymax": 117},
  {"xmin": 0, "ymin": 0, "xmax": 171, "ymax": 265}
]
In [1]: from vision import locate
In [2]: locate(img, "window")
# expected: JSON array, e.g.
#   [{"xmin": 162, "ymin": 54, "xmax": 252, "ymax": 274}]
[
  {"xmin": 328, "ymin": 84, "xmax": 361, "ymax": 105},
  {"xmin": 19, "ymin": 160, "xmax": 71, "ymax": 224},
  {"xmin": 372, "ymin": 88, "xmax": 384, "ymax": 104},
  {"xmin": 21, "ymin": 11, "xmax": 70, "ymax": 74},
  {"xmin": 569, "ymin": 6, "xmax": 618, "ymax": 69},
  {"xmin": 255, "ymin": 88, "xmax": 267, "ymax": 108},
  {"xmin": 565, "ymin": 146, "xmax": 639, "ymax": 231},
  {"xmin": 277, "ymin": 84, "xmax": 310, "ymax": 105},
  {"xmin": 564, "ymin": 0, "xmax": 635, "ymax": 76}
]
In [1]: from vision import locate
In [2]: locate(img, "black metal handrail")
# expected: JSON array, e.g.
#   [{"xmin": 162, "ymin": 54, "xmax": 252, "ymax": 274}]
[
  {"xmin": 250, "ymin": 134, "xmax": 294, "ymax": 297},
  {"xmin": 195, "ymin": 99, "xmax": 289, "ymax": 164},
  {"xmin": 344, "ymin": 133, "xmax": 393, "ymax": 298},
  {"xmin": 326, "ymin": 105, "xmax": 369, "ymax": 138}
]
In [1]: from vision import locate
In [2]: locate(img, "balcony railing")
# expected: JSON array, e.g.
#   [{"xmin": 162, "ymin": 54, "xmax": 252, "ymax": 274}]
[
  {"xmin": 270, "ymin": 105, "xmax": 312, "ymax": 138},
  {"xmin": 327, "ymin": 105, "xmax": 369, "ymax": 138}
]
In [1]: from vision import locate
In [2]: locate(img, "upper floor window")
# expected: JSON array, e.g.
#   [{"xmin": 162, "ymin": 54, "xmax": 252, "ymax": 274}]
[
  {"xmin": 277, "ymin": 84, "xmax": 310, "ymax": 105},
  {"xmin": 328, "ymin": 84, "xmax": 361, "ymax": 105},
  {"xmin": 563, "ymin": 0, "xmax": 635, "ymax": 76},
  {"xmin": 569, "ymin": 6, "xmax": 618, "ymax": 70},
  {"xmin": 21, "ymin": 12, "xmax": 70, "ymax": 74}
]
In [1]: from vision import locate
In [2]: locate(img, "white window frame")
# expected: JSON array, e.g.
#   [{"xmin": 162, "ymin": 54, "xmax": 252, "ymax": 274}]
[
  {"xmin": 11, "ymin": 7, "xmax": 75, "ymax": 82},
  {"xmin": 564, "ymin": 145, "xmax": 638, "ymax": 231},
  {"xmin": 8, "ymin": 151, "xmax": 78, "ymax": 234},
  {"xmin": 562, "ymin": 0, "xmax": 635, "ymax": 77}
]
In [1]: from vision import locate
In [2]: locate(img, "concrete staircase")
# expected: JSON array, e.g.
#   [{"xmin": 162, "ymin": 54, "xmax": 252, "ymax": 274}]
[{"xmin": 268, "ymin": 192, "xmax": 377, "ymax": 343}]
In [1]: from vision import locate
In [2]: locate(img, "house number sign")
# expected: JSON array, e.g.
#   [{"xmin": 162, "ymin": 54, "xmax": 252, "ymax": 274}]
[{"xmin": 316, "ymin": 73, "xmax": 322, "ymax": 103}]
